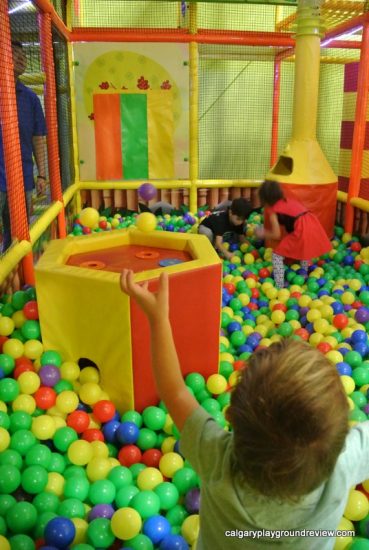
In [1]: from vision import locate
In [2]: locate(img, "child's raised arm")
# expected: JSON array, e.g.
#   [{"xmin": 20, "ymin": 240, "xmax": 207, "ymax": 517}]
[{"xmin": 120, "ymin": 269, "xmax": 199, "ymax": 431}]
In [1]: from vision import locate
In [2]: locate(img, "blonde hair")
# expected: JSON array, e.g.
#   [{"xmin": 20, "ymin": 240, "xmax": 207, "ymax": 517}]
[{"xmin": 227, "ymin": 339, "xmax": 349, "ymax": 500}]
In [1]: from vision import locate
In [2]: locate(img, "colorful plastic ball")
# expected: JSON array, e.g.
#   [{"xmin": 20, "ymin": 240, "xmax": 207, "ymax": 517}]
[
  {"xmin": 88, "ymin": 503, "xmax": 115, "ymax": 521},
  {"xmin": 64, "ymin": 475, "xmax": 90, "ymax": 501},
  {"xmin": 111, "ymin": 507, "xmax": 142, "ymax": 540},
  {"xmin": 181, "ymin": 514, "xmax": 200, "ymax": 546},
  {"xmin": 92, "ymin": 400, "xmax": 116, "ymax": 423},
  {"xmin": 68, "ymin": 440, "xmax": 93, "ymax": 466},
  {"xmin": 142, "ymin": 449, "xmax": 162, "ymax": 468},
  {"xmin": 86, "ymin": 457, "xmax": 111, "ymax": 482},
  {"xmin": 79, "ymin": 207, "xmax": 99, "ymax": 229},
  {"xmin": 206, "ymin": 374, "xmax": 227, "ymax": 395},
  {"xmin": 44, "ymin": 516, "xmax": 76, "ymax": 548},
  {"xmin": 79, "ymin": 383, "xmax": 102, "ymax": 405},
  {"xmin": 32, "ymin": 415, "xmax": 56, "ymax": 440},
  {"xmin": 153, "ymin": 482, "xmax": 179, "ymax": 511},
  {"xmin": 87, "ymin": 517, "xmax": 115, "ymax": 547},
  {"xmin": 21, "ymin": 465, "xmax": 48, "ymax": 494},
  {"xmin": 0, "ymin": 426, "xmax": 10, "ymax": 452},
  {"xmin": 66, "ymin": 410, "xmax": 90, "ymax": 434},
  {"xmin": 115, "ymin": 485, "xmax": 140, "ymax": 508},
  {"xmin": 0, "ymin": 464, "xmax": 21, "ymax": 493},
  {"xmin": 159, "ymin": 452, "xmax": 184, "ymax": 479},
  {"xmin": 0, "ymin": 378, "xmax": 19, "ymax": 402},
  {"xmin": 39, "ymin": 365, "xmax": 60, "ymax": 387},
  {"xmin": 184, "ymin": 488, "xmax": 201, "ymax": 514},
  {"xmin": 53, "ymin": 426, "xmax": 78, "ymax": 453},
  {"xmin": 116, "ymin": 422, "xmax": 140, "ymax": 445},
  {"xmin": 131, "ymin": 490, "xmax": 161, "ymax": 519},
  {"xmin": 7, "ymin": 534, "xmax": 35, "ymax": 550},
  {"xmin": 34, "ymin": 387, "xmax": 57, "ymax": 410},
  {"xmin": 143, "ymin": 514, "xmax": 171, "ymax": 545},
  {"xmin": 23, "ymin": 300, "xmax": 38, "ymax": 320},
  {"xmin": 185, "ymin": 373, "xmax": 205, "ymax": 395},
  {"xmin": 6, "ymin": 501, "xmax": 37, "ymax": 533},
  {"xmin": 136, "ymin": 212, "xmax": 157, "ymax": 232},
  {"xmin": 3, "ymin": 339, "xmax": 24, "ymax": 359},
  {"xmin": 82, "ymin": 428, "xmax": 104, "ymax": 442},
  {"xmin": 137, "ymin": 428, "xmax": 157, "ymax": 451},
  {"xmin": 23, "ymin": 340, "xmax": 43, "ymax": 360},
  {"xmin": 137, "ymin": 467, "xmax": 163, "ymax": 491},
  {"xmin": 160, "ymin": 534, "xmax": 189, "ymax": 550},
  {"xmin": 18, "ymin": 371, "xmax": 40, "ymax": 395},
  {"xmin": 344, "ymin": 489, "xmax": 369, "ymax": 521},
  {"xmin": 10, "ymin": 429, "xmax": 36, "ymax": 456},
  {"xmin": 142, "ymin": 406, "xmax": 166, "ymax": 431},
  {"xmin": 138, "ymin": 183, "xmax": 157, "ymax": 201},
  {"xmin": 56, "ymin": 391, "xmax": 79, "ymax": 414},
  {"xmin": 88, "ymin": 479, "xmax": 116, "ymax": 505}
]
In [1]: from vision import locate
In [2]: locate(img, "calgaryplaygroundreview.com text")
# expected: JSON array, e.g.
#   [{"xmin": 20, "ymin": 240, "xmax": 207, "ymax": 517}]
[{"xmin": 224, "ymin": 529, "xmax": 355, "ymax": 540}]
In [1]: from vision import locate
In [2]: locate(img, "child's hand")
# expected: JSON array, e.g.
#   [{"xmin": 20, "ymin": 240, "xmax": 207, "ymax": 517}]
[
  {"xmin": 120, "ymin": 269, "xmax": 169, "ymax": 322},
  {"xmin": 254, "ymin": 225, "xmax": 265, "ymax": 239}
]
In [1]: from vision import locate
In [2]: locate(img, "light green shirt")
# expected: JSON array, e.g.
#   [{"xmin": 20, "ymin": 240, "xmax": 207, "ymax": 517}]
[{"xmin": 180, "ymin": 406, "xmax": 369, "ymax": 550}]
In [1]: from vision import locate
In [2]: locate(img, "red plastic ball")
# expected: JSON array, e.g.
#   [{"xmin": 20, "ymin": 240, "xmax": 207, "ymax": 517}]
[
  {"xmin": 248, "ymin": 302, "xmax": 258, "ymax": 311},
  {"xmin": 352, "ymin": 301, "xmax": 363, "ymax": 310},
  {"xmin": 0, "ymin": 336, "xmax": 9, "ymax": 352},
  {"xmin": 317, "ymin": 342, "xmax": 332, "ymax": 354},
  {"xmin": 142, "ymin": 448, "xmax": 162, "ymax": 468},
  {"xmin": 99, "ymin": 220, "xmax": 108, "ymax": 230},
  {"xmin": 333, "ymin": 313, "xmax": 349, "ymax": 329},
  {"xmin": 354, "ymin": 260, "xmax": 364, "ymax": 270},
  {"xmin": 291, "ymin": 292, "xmax": 302, "ymax": 298},
  {"xmin": 23, "ymin": 300, "xmax": 39, "ymax": 320},
  {"xmin": 273, "ymin": 303, "xmax": 287, "ymax": 312},
  {"xmin": 82, "ymin": 227, "xmax": 91, "ymax": 234},
  {"xmin": 13, "ymin": 363, "xmax": 36, "ymax": 379},
  {"xmin": 258, "ymin": 268, "xmax": 270, "ymax": 278},
  {"xmin": 233, "ymin": 360, "xmax": 246, "ymax": 371},
  {"xmin": 351, "ymin": 242, "xmax": 362, "ymax": 252},
  {"xmin": 82, "ymin": 428, "xmax": 104, "ymax": 442},
  {"xmin": 118, "ymin": 445, "xmax": 142, "ymax": 467},
  {"xmin": 294, "ymin": 328, "xmax": 309, "ymax": 341},
  {"xmin": 67, "ymin": 410, "xmax": 90, "ymax": 433},
  {"xmin": 34, "ymin": 386, "xmax": 57, "ymax": 409},
  {"xmin": 250, "ymin": 288, "xmax": 259, "ymax": 298},
  {"xmin": 223, "ymin": 283, "xmax": 236, "ymax": 295},
  {"xmin": 251, "ymin": 250, "xmax": 259, "ymax": 259},
  {"xmin": 92, "ymin": 400, "xmax": 116, "ymax": 423}
]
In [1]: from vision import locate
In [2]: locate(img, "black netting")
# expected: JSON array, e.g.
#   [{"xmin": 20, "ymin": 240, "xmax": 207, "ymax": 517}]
[{"xmin": 52, "ymin": 29, "xmax": 75, "ymax": 191}]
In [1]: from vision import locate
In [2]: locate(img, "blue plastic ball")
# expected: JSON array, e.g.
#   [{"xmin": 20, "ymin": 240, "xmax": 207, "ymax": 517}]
[
  {"xmin": 44, "ymin": 516, "xmax": 76, "ymax": 548},
  {"xmin": 116, "ymin": 422, "xmax": 140, "ymax": 445},
  {"xmin": 143, "ymin": 515, "xmax": 171, "ymax": 544}
]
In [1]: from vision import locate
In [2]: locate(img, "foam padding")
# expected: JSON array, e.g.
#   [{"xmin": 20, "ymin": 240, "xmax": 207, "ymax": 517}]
[{"xmin": 36, "ymin": 229, "xmax": 222, "ymax": 412}]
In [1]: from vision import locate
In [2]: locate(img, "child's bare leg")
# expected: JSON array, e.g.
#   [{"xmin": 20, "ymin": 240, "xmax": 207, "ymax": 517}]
[{"xmin": 272, "ymin": 252, "xmax": 285, "ymax": 288}]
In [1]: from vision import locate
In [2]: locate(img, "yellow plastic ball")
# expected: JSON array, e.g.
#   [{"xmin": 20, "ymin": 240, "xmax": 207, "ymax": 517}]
[
  {"xmin": 0, "ymin": 535, "xmax": 11, "ymax": 550},
  {"xmin": 309, "ymin": 333, "xmax": 323, "ymax": 347},
  {"xmin": 243, "ymin": 253, "xmax": 254, "ymax": 265},
  {"xmin": 79, "ymin": 367, "xmax": 100, "ymax": 384},
  {"xmin": 313, "ymin": 318, "xmax": 330, "ymax": 335},
  {"xmin": 161, "ymin": 436, "xmax": 176, "ymax": 454},
  {"xmin": 231, "ymin": 256, "xmax": 241, "ymax": 264},
  {"xmin": 46, "ymin": 472, "xmax": 65, "ymax": 496},
  {"xmin": 340, "ymin": 375, "xmax": 355, "ymax": 395},
  {"xmin": 342, "ymin": 292, "xmax": 355, "ymax": 305},
  {"xmin": 56, "ymin": 390, "xmax": 79, "ymax": 414},
  {"xmin": 136, "ymin": 212, "xmax": 157, "ymax": 232},
  {"xmin": 219, "ymin": 336, "xmax": 229, "ymax": 349},
  {"xmin": 0, "ymin": 317, "xmax": 14, "ymax": 336},
  {"xmin": 219, "ymin": 352, "xmax": 234, "ymax": 364},
  {"xmin": 298, "ymin": 295, "xmax": 312, "ymax": 307},
  {"xmin": 60, "ymin": 361, "xmax": 80, "ymax": 381},
  {"xmin": 23, "ymin": 339, "xmax": 44, "ymax": 360},
  {"xmin": 254, "ymin": 325, "xmax": 268, "ymax": 337},
  {"xmin": 0, "ymin": 426, "xmax": 10, "ymax": 452},
  {"xmin": 68, "ymin": 440, "xmax": 93, "ymax": 466},
  {"xmin": 86, "ymin": 457, "xmax": 112, "ymax": 482},
  {"xmin": 206, "ymin": 374, "xmax": 227, "ymax": 395},
  {"xmin": 163, "ymin": 414, "xmax": 173, "ymax": 435},
  {"xmin": 344, "ymin": 489, "xmax": 369, "ymax": 521},
  {"xmin": 228, "ymin": 370, "xmax": 241, "ymax": 388},
  {"xmin": 79, "ymin": 207, "xmax": 100, "ymax": 229},
  {"xmin": 137, "ymin": 467, "xmax": 163, "ymax": 490},
  {"xmin": 32, "ymin": 415, "xmax": 56, "ymax": 440},
  {"xmin": 71, "ymin": 517, "xmax": 88, "ymax": 545},
  {"xmin": 111, "ymin": 507, "xmax": 142, "ymax": 540},
  {"xmin": 326, "ymin": 350, "xmax": 344, "ymax": 364},
  {"xmin": 159, "ymin": 452, "xmax": 184, "ymax": 478},
  {"xmin": 18, "ymin": 371, "xmax": 40, "ymax": 395},
  {"xmin": 91, "ymin": 440, "xmax": 109, "ymax": 458},
  {"xmin": 79, "ymin": 383, "xmax": 102, "ymax": 405},
  {"xmin": 342, "ymin": 232, "xmax": 352, "ymax": 244},
  {"xmin": 182, "ymin": 514, "xmax": 200, "ymax": 546},
  {"xmin": 238, "ymin": 293, "xmax": 250, "ymax": 306},
  {"xmin": 52, "ymin": 416, "xmax": 66, "ymax": 430},
  {"xmin": 0, "ymin": 401, "xmax": 6, "ymax": 413},
  {"xmin": 362, "ymin": 478, "xmax": 369, "ymax": 493},
  {"xmin": 333, "ymin": 517, "xmax": 354, "ymax": 550},
  {"xmin": 242, "ymin": 325, "xmax": 254, "ymax": 336},
  {"xmin": 271, "ymin": 310, "xmax": 285, "ymax": 325},
  {"xmin": 3, "ymin": 338, "xmax": 24, "ymax": 358},
  {"xmin": 12, "ymin": 309, "xmax": 27, "ymax": 328},
  {"xmin": 12, "ymin": 394, "xmax": 36, "ymax": 414}
]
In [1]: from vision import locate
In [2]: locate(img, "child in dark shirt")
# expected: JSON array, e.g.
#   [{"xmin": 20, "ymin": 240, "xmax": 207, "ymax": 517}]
[{"xmin": 198, "ymin": 197, "xmax": 252, "ymax": 260}]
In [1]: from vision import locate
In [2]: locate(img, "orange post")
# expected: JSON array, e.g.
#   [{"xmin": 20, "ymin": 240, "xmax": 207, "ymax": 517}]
[
  {"xmin": 345, "ymin": 20, "xmax": 369, "ymax": 233},
  {"xmin": 0, "ymin": 2, "xmax": 34, "ymax": 282},
  {"xmin": 38, "ymin": 12, "xmax": 67, "ymax": 238}
]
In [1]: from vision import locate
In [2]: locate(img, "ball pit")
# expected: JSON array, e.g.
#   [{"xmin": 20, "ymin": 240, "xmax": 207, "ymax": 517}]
[{"xmin": 3, "ymin": 216, "xmax": 369, "ymax": 547}]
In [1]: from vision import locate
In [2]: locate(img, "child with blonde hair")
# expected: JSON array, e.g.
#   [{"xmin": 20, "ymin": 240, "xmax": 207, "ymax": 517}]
[{"xmin": 120, "ymin": 269, "xmax": 369, "ymax": 549}]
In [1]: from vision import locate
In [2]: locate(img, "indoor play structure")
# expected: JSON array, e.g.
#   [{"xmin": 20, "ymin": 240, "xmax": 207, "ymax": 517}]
[{"xmin": 2, "ymin": 0, "xmax": 369, "ymax": 548}]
